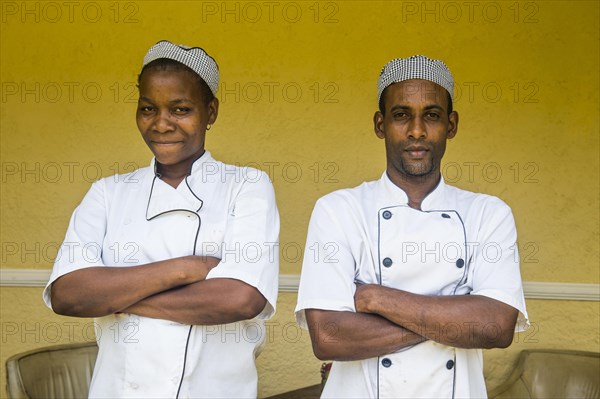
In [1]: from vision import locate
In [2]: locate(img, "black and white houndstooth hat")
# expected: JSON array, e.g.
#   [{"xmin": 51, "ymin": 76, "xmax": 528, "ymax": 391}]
[
  {"xmin": 142, "ymin": 40, "xmax": 219, "ymax": 96},
  {"xmin": 377, "ymin": 55, "xmax": 454, "ymax": 104}
]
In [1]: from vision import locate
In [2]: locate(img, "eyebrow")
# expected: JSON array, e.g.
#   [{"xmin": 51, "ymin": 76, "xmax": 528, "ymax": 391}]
[
  {"xmin": 138, "ymin": 96, "xmax": 193, "ymax": 104},
  {"xmin": 424, "ymin": 104, "xmax": 444, "ymax": 111},
  {"xmin": 389, "ymin": 104, "xmax": 445, "ymax": 112}
]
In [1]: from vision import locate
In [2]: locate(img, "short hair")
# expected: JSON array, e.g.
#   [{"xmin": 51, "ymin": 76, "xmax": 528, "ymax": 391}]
[{"xmin": 137, "ymin": 58, "xmax": 215, "ymax": 104}]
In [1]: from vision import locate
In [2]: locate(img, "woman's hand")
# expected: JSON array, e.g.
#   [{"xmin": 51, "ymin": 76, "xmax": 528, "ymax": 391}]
[
  {"xmin": 177, "ymin": 255, "xmax": 221, "ymax": 283},
  {"xmin": 51, "ymin": 255, "xmax": 221, "ymax": 317}
]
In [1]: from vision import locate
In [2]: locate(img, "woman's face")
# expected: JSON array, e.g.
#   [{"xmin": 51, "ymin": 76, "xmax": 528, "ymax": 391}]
[{"xmin": 136, "ymin": 68, "xmax": 218, "ymax": 169}]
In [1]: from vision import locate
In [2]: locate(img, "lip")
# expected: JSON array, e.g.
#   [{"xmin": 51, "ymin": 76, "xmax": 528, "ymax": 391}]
[
  {"xmin": 151, "ymin": 141, "xmax": 182, "ymax": 146},
  {"xmin": 405, "ymin": 146, "xmax": 429, "ymax": 158}
]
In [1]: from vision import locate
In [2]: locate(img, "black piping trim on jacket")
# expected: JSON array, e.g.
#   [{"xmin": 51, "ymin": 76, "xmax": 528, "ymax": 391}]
[
  {"xmin": 451, "ymin": 352, "xmax": 457, "ymax": 398},
  {"xmin": 184, "ymin": 176, "xmax": 204, "ymax": 213},
  {"xmin": 376, "ymin": 208, "xmax": 383, "ymax": 399},
  {"xmin": 146, "ymin": 157, "xmax": 205, "ymax": 219},
  {"xmin": 452, "ymin": 211, "xmax": 469, "ymax": 295},
  {"xmin": 375, "ymin": 205, "xmax": 467, "ymax": 399},
  {"xmin": 423, "ymin": 209, "xmax": 469, "ymax": 295},
  {"xmin": 144, "ymin": 173, "xmax": 204, "ymax": 398},
  {"xmin": 176, "ymin": 325, "xmax": 194, "ymax": 398}
]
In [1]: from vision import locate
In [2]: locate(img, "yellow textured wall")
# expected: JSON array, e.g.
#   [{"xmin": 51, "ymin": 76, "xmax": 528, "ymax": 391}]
[{"xmin": 1, "ymin": 0, "xmax": 598, "ymax": 397}]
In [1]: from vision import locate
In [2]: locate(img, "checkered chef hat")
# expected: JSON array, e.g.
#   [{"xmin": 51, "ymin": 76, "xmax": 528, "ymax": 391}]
[
  {"xmin": 143, "ymin": 40, "xmax": 219, "ymax": 96},
  {"xmin": 377, "ymin": 55, "xmax": 454, "ymax": 104}
]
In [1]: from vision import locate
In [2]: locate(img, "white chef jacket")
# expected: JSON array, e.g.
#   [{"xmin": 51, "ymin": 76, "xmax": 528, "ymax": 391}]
[
  {"xmin": 296, "ymin": 172, "xmax": 529, "ymax": 399},
  {"xmin": 43, "ymin": 151, "xmax": 280, "ymax": 398}
]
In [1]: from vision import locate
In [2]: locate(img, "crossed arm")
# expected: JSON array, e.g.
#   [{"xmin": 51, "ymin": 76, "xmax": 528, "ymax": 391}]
[
  {"xmin": 51, "ymin": 255, "xmax": 267, "ymax": 325},
  {"xmin": 306, "ymin": 285, "xmax": 518, "ymax": 361}
]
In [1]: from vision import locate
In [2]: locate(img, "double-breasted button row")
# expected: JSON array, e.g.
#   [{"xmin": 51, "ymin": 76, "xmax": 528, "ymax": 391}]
[
  {"xmin": 380, "ymin": 357, "xmax": 452, "ymax": 370},
  {"xmin": 381, "ymin": 256, "xmax": 464, "ymax": 269}
]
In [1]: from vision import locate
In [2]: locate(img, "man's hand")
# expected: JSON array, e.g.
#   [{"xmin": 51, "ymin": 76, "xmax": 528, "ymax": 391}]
[
  {"xmin": 305, "ymin": 308, "xmax": 425, "ymax": 361},
  {"xmin": 354, "ymin": 283, "xmax": 378, "ymax": 313},
  {"xmin": 352, "ymin": 283, "xmax": 518, "ymax": 349}
]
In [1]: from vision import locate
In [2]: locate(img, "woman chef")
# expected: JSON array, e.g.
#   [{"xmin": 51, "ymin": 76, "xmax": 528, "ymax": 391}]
[{"xmin": 43, "ymin": 40, "xmax": 280, "ymax": 398}]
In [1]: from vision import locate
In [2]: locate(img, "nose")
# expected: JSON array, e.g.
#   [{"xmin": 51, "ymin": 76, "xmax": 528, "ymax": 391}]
[
  {"xmin": 152, "ymin": 110, "xmax": 175, "ymax": 133},
  {"xmin": 407, "ymin": 117, "xmax": 426, "ymax": 139}
]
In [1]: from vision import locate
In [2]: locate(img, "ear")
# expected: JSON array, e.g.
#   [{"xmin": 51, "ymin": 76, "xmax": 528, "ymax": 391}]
[
  {"xmin": 373, "ymin": 111, "xmax": 385, "ymax": 139},
  {"xmin": 207, "ymin": 97, "xmax": 219, "ymax": 125},
  {"xmin": 446, "ymin": 111, "xmax": 458, "ymax": 139}
]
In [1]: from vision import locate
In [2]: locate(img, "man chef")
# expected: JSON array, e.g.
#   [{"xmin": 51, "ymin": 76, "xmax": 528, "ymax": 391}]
[{"xmin": 295, "ymin": 55, "xmax": 529, "ymax": 398}]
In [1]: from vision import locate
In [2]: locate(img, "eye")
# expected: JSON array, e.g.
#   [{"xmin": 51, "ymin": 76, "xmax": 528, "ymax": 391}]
[
  {"xmin": 393, "ymin": 112, "xmax": 408, "ymax": 119},
  {"xmin": 173, "ymin": 107, "xmax": 191, "ymax": 115},
  {"xmin": 138, "ymin": 105, "xmax": 155, "ymax": 113},
  {"xmin": 426, "ymin": 112, "xmax": 440, "ymax": 120}
]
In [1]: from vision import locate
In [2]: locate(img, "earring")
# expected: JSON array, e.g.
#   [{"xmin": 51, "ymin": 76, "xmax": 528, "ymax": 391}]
[{"xmin": 206, "ymin": 124, "xmax": 212, "ymax": 131}]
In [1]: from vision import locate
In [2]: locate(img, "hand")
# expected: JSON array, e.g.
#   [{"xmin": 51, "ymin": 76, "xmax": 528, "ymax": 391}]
[
  {"xmin": 179, "ymin": 255, "xmax": 221, "ymax": 283},
  {"xmin": 197, "ymin": 255, "xmax": 221, "ymax": 273},
  {"xmin": 354, "ymin": 283, "xmax": 380, "ymax": 314},
  {"xmin": 195, "ymin": 255, "xmax": 221, "ymax": 279}
]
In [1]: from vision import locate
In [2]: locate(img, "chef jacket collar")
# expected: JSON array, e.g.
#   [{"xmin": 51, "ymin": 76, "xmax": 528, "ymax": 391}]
[
  {"xmin": 149, "ymin": 150, "xmax": 214, "ymax": 178},
  {"xmin": 381, "ymin": 171, "xmax": 447, "ymax": 211},
  {"xmin": 146, "ymin": 151, "xmax": 214, "ymax": 219}
]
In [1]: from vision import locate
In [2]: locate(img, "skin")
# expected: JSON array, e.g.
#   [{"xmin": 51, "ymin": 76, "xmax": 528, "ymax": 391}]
[
  {"xmin": 307, "ymin": 310, "xmax": 426, "ymax": 361},
  {"xmin": 51, "ymin": 67, "xmax": 267, "ymax": 324},
  {"xmin": 375, "ymin": 79, "xmax": 458, "ymax": 210},
  {"xmin": 136, "ymin": 67, "xmax": 218, "ymax": 188},
  {"xmin": 307, "ymin": 79, "xmax": 518, "ymax": 361}
]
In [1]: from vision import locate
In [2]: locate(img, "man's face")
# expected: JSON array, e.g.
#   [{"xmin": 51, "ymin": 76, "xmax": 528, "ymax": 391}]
[{"xmin": 374, "ymin": 79, "xmax": 458, "ymax": 182}]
